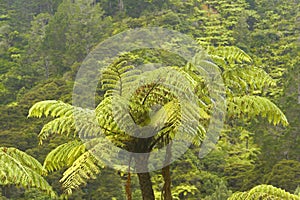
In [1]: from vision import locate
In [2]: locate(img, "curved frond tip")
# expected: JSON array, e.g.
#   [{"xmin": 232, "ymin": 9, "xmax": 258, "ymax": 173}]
[{"xmin": 227, "ymin": 95, "xmax": 288, "ymax": 126}]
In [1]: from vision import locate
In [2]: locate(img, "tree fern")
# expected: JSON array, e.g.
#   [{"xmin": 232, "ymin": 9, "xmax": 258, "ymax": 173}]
[
  {"xmin": 28, "ymin": 48, "xmax": 289, "ymax": 197},
  {"xmin": 0, "ymin": 147, "xmax": 56, "ymax": 198},
  {"xmin": 228, "ymin": 184, "xmax": 300, "ymax": 200},
  {"xmin": 100, "ymin": 54, "xmax": 210, "ymax": 145}
]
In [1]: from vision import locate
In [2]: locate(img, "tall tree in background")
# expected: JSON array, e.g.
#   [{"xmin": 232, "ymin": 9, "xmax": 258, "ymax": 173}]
[{"xmin": 43, "ymin": 0, "xmax": 107, "ymax": 76}]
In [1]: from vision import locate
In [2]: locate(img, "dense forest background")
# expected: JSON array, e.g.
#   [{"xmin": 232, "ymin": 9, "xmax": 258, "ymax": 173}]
[{"xmin": 0, "ymin": 0, "xmax": 299, "ymax": 199}]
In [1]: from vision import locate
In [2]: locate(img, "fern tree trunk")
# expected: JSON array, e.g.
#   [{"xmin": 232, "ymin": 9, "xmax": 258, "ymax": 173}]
[
  {"xmin": 162, "ymin": 165, "xmax": 172, "ymax": 200},
  {"xmin": 134, "ymin": 138, "xmax": 155, "ymax": 200},
  {"xmin": 162, "ymin": 141, "xmax": 172, "ymax": 200},
  {"xmin": 137, "ymin": 172, "xmax": 155, "ymax": 200},
  {"xmin": 135, "ymin": 153, "xmax": 155, "ymax": 200}
]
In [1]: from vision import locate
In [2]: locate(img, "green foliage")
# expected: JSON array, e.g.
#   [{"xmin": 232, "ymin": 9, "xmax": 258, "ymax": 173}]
[
  {"xmin": 172, "ymin": 184, "xmax": 198, "ymax": 200},
  {"xmin": 27, "ymin": 39, "xmax": 289, "ymax": 199},
  {"xmin": 28, "ymin": 100, "xmax": 101, "ymax": 143},
  {"xmin": 202, "ymin": 180, "xmax": 232, "ymax": 200},
  {"xmin": 206, "ymin": 126, "xmax": 261, "ymax": 192},
  {"xmin": 265, "ymin": 160, "xmax": 300, "ymax": 192},
  {"xmin": 27, "ymin": 51, "xmax": 214, "ymax": 195},
  {"xmin": 24, "ymin": 188, "xmax": 55, "ymax": 200},
  {"xmin": 28, "ymin": 100, "xmax": 113, "ymax": 194},
  {"xmin": 227, "ymin": 96, "xmax": 288, "ymax": 126},
  {"xmin": 294, "ymin": 186, "xmax": 300, "ymax": 196},
  {"xmin": 228, "ymin": 184, "xmax": 300, "ymax": 200},
  {"xmin": 0, "ymin": 147, "xmax": 56, "ymax": 198},
  {"xmin": 169, "ymin": 149, "xmax": 226, "ymax": 199},
  {"xmin": 59, "ymin": 150, "xmax": 102, "ymax": 195},
  {"xmin": 0, "ymin": 0, "xmax": 298, "ymax": 199},
  {"xmin": 209, "ymin": 46, "xmax": 252, "ymax": 64},
  {"xmin": 42, "ymin": 0, "xmax": 108, "ymax": 75},
  {"xmin": 43, "ymin": 140, "xmax": 85, "ymax": 172},
  {"xmin": 81, "ymin": 169, "xmax": 126, "ymax": 200}
]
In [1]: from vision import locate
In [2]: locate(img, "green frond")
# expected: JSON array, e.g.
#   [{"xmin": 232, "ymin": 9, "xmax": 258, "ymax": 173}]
[
  {"xmin": 0, "ymin": 147, "xmax": 56, "ymax": 198},
  {"xmin": 28, "ymin": 100, "xmax": 107, "ymax": 143},
  {"xmin": 223, "ymin": 65, "xmax": 276, "ymax": 95},
  {"xmin": 44, "ymin": 138, "xmax": 122, "ymax": 195},
  {"xmin": 28, "ymin": 100, "xmax": 73, "ymax": 118},
  {"xmin": 101, "ymin": 54, "xmax": 142, "ymax": 97},
  {"xmin": 95, "ymin": 97, "xmax": 125, "ymax": 136},
  {"xmin": 43, "ymin": 140, "xmax": 85, "ymax": 172},
  {"xmin": 149, "ymin": 99, "xmax": 207, "ymax": 147},
  {"xmin": 228, "ymin": 185, "xmax": 300, "ymax": 200},
  {"xmin": 208, "ymin": 46, "xmax": 252, "ymax": 65},
  {"xmin": 1, "ymin": 147, "xmax": 45, "ymax": 175},
  {"xmin": 181, "ymin": 61, "xmax": 221, "ymax": 108},
  {"xmin": 37, "ymin": 113, "xmax": 103, "ymax": 143},
  {"xmin": 60, "ymin": 151, "xmax": 103, "ymax": 195},
  {"xmin": 227, "ymin": 96, "xmax": 288, "ymax": 126},
  {"xmin": 38, "ymin": 116, "xmax": 75, "ymax": 142},
  {"xmin": 28, "ymin": 100, "xmax": 95, "ymax": 120},
  {"xmin": 204, "ymin": 46, "xmax": 277, "ymax": 98},
  {"xmin": 27, "ymin": 97, "xmax": 124, "ymax": 147}
]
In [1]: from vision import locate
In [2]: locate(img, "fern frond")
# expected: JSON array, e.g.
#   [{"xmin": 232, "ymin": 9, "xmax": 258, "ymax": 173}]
[
  {"xmin": 37, "ymin": 114, "xmax": 103, "ymax": 143},
  {"xmin": 227, "ymin": 96, "xmax": 288, "ymax": 126},
  {"xmin": 59, "ymin": 151, "xmax": 103, "ymax": 195},
  {"xmin": 44, "ymin": 137, "xmax": 123, "ymax": 195},
  {"xmin": 205, "ymin": 46, "xmax": 277, "ymax": 97},
  {"xmin": 228, "ymin": 185, "xmax": 300, "ymax": 200},
  {"xmin": 43, "ymin": 140, "xmax": 85, "ymax": 172},
  {"xmin": 101, "ymin": 54, "xmax": 142, "ymax": 97},
  {"xmin": 28, "ymin": 100, "xmax": 73, "ymax": 118},
  {"xmin": 0, "ymin": 147, "xmax": 56, "ymax": 198},
  {"xmin": 28, "ymin": 100, "xmax": 95, "ymax": 119},
  {"xmin": 31, "ymin": 97, "xmax": 126, "ymax": 147},
  {"xmin": 223, "ymin": 65, "xmax": 276, "ymax": 95},
  {"xmin": 208, "ymin": 46, "xmax": 252, "ymax": 65},
  {"xmin": 149, "ymin": 99, "xmax": 206, "ymax": 147},
  {"xmin": 38, "ymin": 116, "xmax": 75, "ymax": 142},
  {"xmin": 29, "ymin": 100, "xmax": 111, "ymax": 143}
]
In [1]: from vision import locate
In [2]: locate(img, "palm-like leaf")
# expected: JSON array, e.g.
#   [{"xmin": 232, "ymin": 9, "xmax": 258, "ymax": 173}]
[
  {"xmin": 223, "ymin": 65, "xmax": 276, "ymax": 95},
  {"xmin": 227, "ymin": 95, "xmax": 288, "ymax": 126},
  {"xmin": 59, "ymin": 151, "xmax": 101, "ymax": 195},
  {"xmin": 0, "ymin": 147, "xmax": 56, "ymax": 198},
  {"xmin": 207, "ymin": 46, "xmax": 276, "ymax": 95},
  {"xmin": 208, "ymin": 46, "xmax": 252, "ymax": 65},
  {"xmin": 43, "ymin": 140, "xmax": 85, "ymax": 172},
  {"xmin": 28, "ymin": 100, "xmax": 105, "ymax": 143},
  {"xmin": 43, "ymin": 138, "xmax": 124, "ymax": 194}
]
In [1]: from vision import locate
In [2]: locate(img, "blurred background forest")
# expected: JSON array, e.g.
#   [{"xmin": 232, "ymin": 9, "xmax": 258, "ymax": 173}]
[{"xmin": 0, "ymin": 0, "xmax": 299, "ymax": 199}]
